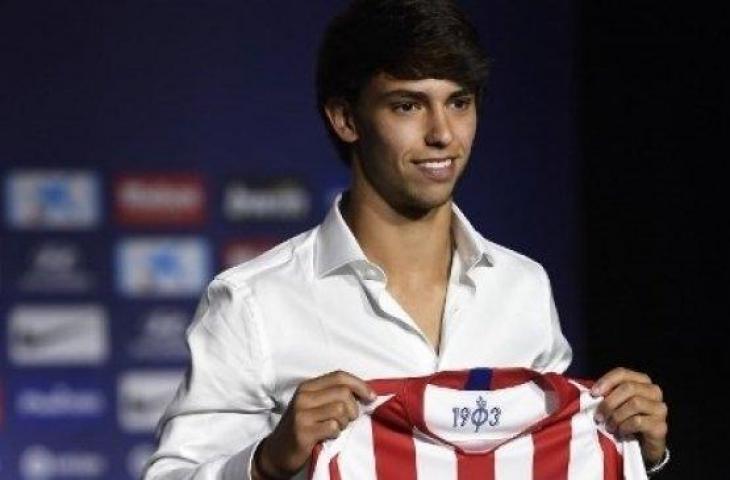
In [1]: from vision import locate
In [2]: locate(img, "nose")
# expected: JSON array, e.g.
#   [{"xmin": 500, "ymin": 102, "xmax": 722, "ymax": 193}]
[{"xmin": 425, "ymin": 107, "xmax": 454, "ymax": 147}]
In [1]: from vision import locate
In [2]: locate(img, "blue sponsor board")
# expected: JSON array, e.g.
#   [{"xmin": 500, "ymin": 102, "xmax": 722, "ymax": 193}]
[
  {"xmin": 0, "ymin": 0, "xmax": 582, "ymax": 475},
  {"xmin": 115, "ymin": 237, "xmax": 211, "ymax": 298},
  {"xmin": 116, "ymin": 369, "xmax": 184, "ymax": 435},
  {"xmin": 8, "ymin": 437, "xmax": 113, "ymax": 480},
  {"xmin": 4, "ymin": 170, "xmax": 101, "ymax": 230},
  {"xmin": 0, "ymin": 441, "xmax": 7, "ymax": 479},
  {"xmin": 118, "ymin": 439, "xmax": 157, "ymax": 480},
  {"xmin": 112, "ymin": 303, "xmax": 195, "ymax": 365},
  {"xmin": 7, "ymin": 373, "xmax": 112, "ymax": 433},
  {"xmin": 4, "ymin": 237, "xmax": 103, "ymax": 295},
  {"xmin": 222, "ymin": 177, "xmax": 312, "ymax": 223},
  {"xmin": 7, "ymin": 304, "xmax": 109, "ymax": 368}
]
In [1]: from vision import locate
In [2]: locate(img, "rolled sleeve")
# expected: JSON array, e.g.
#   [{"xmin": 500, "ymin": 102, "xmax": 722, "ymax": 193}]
[{"xmin": 143, "ymin": 278, "xmax": 275, "ymax": 480}]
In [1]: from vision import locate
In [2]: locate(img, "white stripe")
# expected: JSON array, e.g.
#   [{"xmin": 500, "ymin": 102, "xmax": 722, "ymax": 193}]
[
  {"xmin": 494, "ymin": 434, "xmax": 533, "ymax": 479},
  {"xmin": 413, "ymin": 429, "xmax": 457, "ymax": 480},
  {"xmin": 337, "ymin": 414, "xmax": 377, "ymax": 480},
  {"xmin": 567, "ymin": 390, "xmax": 604, "ymax": 480},
  {"xmin": 622, "ymin": 439, "xmax": 649, "ymax": 480}
]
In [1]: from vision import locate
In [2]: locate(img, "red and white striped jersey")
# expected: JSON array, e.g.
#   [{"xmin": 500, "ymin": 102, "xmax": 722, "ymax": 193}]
[{"xmin": 309, "ymin": 368, "xmax": 647, "ymax": 480}]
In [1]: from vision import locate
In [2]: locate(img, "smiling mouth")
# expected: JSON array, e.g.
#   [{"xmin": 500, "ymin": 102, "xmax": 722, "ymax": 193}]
[
  {"xmin": 415, "ymin": 158, "xmax": 452, "ymax": 169},
  {"xmin": 412, "ymin": 157, "xmax": 455, "ymax": 169},
  {"xmin": 411, "ymin": 157, "xmax": 456, "ymax": 181}
]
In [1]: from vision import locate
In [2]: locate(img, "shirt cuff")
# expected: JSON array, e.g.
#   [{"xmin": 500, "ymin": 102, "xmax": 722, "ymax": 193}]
[
  {"xmin": 646, "ymin": 447, "xmax": 670, "ymax": 476},
  {"xmin": 222, "ymin": 437, "xmax": 265, "ymax": 480}
]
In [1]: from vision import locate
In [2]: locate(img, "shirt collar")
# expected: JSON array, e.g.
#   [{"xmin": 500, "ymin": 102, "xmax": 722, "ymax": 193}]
[
  {"xmin": 450, "ymin": 202, "xmax": 494, "ymax": 272},
  {"xmin": 314, "ymin": 192, "xmax": 493, "ymax": 279}
]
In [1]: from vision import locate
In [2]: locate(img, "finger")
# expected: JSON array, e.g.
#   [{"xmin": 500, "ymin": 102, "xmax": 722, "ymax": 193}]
[
  {"xmin": 605, "ymin": 397, "xmax": 667, "ymax": 434},
  {"xmin": 310, "ymin": 418, "xmax": 345, "ymax": 442},
  {"xmin": 298, "ymin": 370, "xmax": 376, "ymax": 402},
  {"xmin": 297, "ymin": 385, "xmax": 364, "ymax": 411},
  {"xmin": 614, "ymin": 412, "xmax": 668, "ymax": 441},
  {"xmin": 591, "ymin": 367, "xmax": 653, "ymax": 397},
  {"xmin": 306, "ymin": 401, "xmax": 358, "ymax": 430},
  {"xmin": 596, "ymin": 382, "xmax": 664, "ymax": 421}
]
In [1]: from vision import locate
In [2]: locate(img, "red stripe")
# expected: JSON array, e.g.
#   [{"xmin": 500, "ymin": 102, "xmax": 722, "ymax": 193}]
[
  {"xmin": 371, "ymin": 398, "xmax": 417, "ymax": 480},
  {"xmin": 329, "ymin": 454, "xmax": 342, "ymax": 480},
  {"xmin": 489, "ymin": 369, "xmax": 535, "ymax": 389},
  {"xmin": 597, "ymin": 432, "xmax": 624, "ymax": 479},
  {"xmin": 369, "ymin": 378, "xmax": 408, "ymax": 396},
  {"xmin": 457, "ymin": 451, "xmax": 495, "ymax": 480},
  {"xmin": 531, "ymin": 383, "xmax": 582, "ymax": 480},
  {"xmin": 309, "ymin": 443, "xmax": 323, "ymax": 479}
]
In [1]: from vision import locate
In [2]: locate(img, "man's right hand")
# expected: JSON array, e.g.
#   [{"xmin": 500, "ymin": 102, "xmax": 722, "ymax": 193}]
[{"xmin": 252, "ymin": 370, "xmax": 376, "ymax": 480}]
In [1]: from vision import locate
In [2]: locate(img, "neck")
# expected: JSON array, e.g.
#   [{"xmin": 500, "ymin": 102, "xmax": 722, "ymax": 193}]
[{"xmin": 341, "ymin": 186, "xmax": 454, "ymax": 286}]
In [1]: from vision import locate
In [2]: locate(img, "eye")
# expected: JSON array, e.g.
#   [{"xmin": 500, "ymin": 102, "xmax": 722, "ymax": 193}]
[
  {"xmin": 393, "ymin": 102, "xmax": 421, "ymax": 113},
  {"xmin": 450, "ymin": 97, "xmax": 473, "ymax": 110}
]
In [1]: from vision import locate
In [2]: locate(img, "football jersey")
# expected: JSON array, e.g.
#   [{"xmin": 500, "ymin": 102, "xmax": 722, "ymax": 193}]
[{"xmin": 308, "ymin": 368, "xmax": 647, "ymax": 480}]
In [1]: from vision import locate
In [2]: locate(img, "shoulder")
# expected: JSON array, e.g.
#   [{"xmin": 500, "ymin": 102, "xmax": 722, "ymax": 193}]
[
  {"xmin": 477, "ymin": 233, "xmax": 549, "ymax": 281},
  {"xmin": 214, "ymin": 227, "xmax": 318, "ymax": 293}
]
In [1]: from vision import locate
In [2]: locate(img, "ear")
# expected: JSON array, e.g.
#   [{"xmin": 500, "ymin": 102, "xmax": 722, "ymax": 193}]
[{"xmin": 323, "ymin": 98, "xmax": 359, "ymax": 143}]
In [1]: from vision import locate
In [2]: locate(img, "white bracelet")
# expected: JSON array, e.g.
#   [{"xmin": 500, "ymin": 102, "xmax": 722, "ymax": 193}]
[{"xmin": 646, "ymin": 447, "xmax": 670, "ymax": 476}]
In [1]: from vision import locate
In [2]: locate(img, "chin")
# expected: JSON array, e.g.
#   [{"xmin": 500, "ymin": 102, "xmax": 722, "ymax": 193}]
[{"xmin": 394, "ymin": 190, "xmax": 453, "ymax": 219}]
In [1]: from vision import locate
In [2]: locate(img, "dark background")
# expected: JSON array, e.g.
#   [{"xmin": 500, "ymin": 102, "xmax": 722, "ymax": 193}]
[
  {"xmin": 0, "ymin": 0, "xmax": 722, "ymax": 477},
  {"xmin": 580, "ymin": 2, "xmax": 722, "ymax": 477}
]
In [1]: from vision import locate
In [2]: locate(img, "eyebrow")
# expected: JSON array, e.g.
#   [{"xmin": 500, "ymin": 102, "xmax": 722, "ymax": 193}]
[{"xmin": 379, "ymin": 88, "xmax": 474, "ymax": 102}]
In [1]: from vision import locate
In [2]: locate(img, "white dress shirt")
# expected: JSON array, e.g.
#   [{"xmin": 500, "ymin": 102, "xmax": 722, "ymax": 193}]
[{"xmin": 143, "ymin": 194, "xmax": 572, "ymax": 479}]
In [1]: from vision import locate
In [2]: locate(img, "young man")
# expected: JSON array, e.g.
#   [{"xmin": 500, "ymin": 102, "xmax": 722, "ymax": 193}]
[{"xmin": 144, "ymin": 1, "xmax": 669, "ymax": 479}]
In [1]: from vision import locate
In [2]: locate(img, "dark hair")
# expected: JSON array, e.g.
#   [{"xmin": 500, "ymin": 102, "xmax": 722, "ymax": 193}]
[{"xmin": 316, "ymin": 0, "xmax": 490, "ymax": 165}]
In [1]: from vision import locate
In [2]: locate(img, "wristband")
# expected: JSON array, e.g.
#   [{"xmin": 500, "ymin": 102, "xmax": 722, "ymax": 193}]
[{"xmin": 646, "ymin": 447, "xmax": 670, "ymax": 476}]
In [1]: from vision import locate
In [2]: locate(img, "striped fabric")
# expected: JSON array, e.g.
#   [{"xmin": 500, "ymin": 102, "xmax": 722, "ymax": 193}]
[{"xmin": 309, "ymin": 368, "xmax": 647, "ymax": 480}]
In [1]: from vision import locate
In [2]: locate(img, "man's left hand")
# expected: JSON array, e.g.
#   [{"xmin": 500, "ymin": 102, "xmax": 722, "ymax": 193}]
[{"xmin": 592, "ymin": 367, "xmax": 668, "ymax": 465}]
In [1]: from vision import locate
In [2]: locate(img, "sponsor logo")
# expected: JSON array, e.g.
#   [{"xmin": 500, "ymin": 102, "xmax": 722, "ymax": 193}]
[
  {"xmin": 114, "ymin": 173, "xmax": 206, "ymax": 226},
  {"xmin": 116, "ymin": 237, "xmax": 210, "ymax": 297},
  {"xmin": 5, "ymin": 170, "xmax": 100, "ymax": 229},
  {"xmin": 8, "ymin": 305, "xmax": 109, "ymax": 366},
  {"xmin": 127, "ymin": 308, "xmax": 190, "ymax": 361},
  {"xmin": 223, "ymin": 178, "xmax": 311, "ymax": 222},
  {"xmin": 127, "ymin": 443, "xmax": 155, "ymax": 478},
  {"xmin": 17, "ymin": 241, "xmax": 95, "ymax": 293},
  {"xmin": 222, "ymin": 237, "xmax": 282, "ymax": 269},
  {"xmin": 118, "ymin": 370, "xmax": 183, "ymax": 433},
  {"xmin": 15, "ymin": 383, "xmax": 106, "ymax": 419},
  {"xmin": 19, "ymin": 445, "xmax": 107, "ymax": 479}
]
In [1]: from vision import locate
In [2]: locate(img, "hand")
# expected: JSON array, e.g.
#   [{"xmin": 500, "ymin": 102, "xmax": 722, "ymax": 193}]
[
  {"xmin": 592, "ymin": 367, "xmax": 668, "ymax": 466},
  {"xmin": 253, "ymin": 370, "xmax": 376, "ymax": 480}
]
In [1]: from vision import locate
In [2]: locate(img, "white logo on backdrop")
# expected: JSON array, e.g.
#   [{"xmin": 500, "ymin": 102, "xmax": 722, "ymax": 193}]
[
  {"xmin": 8, "ymin": 305, "xmax": 109, "ymax": 366},
  {"xmin": 223, "ymin": 179, "xmax": 310, "ymax": 221},
  {"xmin": 116, "ymin": 237, "xmax": 210, "ymax": 297},
  {"xmin": 19, "ymin": 445, "xmax": 107, "ymax": 479},
  {"xmin": 16, "ymin": 383, "xmax": 106, "ymax": 418},
  {"xmin": 118, "ymin": 370, "xmax": 184, "ymax": 433},
  {"xmin": 19, "ymin": 242, "xmax": 94, "ymax": 293},
  {"xmin": 128, "ymin": 308, "xmax": 190, "ymax": 361},
  {"xmin": 5, "ymin": 170, "xmax": 100, "ymax": 229}
]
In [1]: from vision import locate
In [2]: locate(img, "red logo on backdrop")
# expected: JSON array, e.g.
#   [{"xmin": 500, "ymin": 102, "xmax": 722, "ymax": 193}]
[
  {"xmin": 114, "ymin": 174, "xmax": 206, "ymax": 226},
  {"xmin": 222, "ymin": 237, "xmax": 282, "ymax": 269}
]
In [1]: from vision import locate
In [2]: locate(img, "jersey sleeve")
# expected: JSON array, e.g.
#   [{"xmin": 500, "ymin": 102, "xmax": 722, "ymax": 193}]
[{"xmin": 143, "ymin": 278, "xmax": 276, "ymax": 479}]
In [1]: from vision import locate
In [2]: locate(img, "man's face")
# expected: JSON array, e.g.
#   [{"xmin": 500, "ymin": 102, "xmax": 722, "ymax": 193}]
[{"xmin": 350, "ymin": 73, "xmax": 478, "ymax": 215}]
